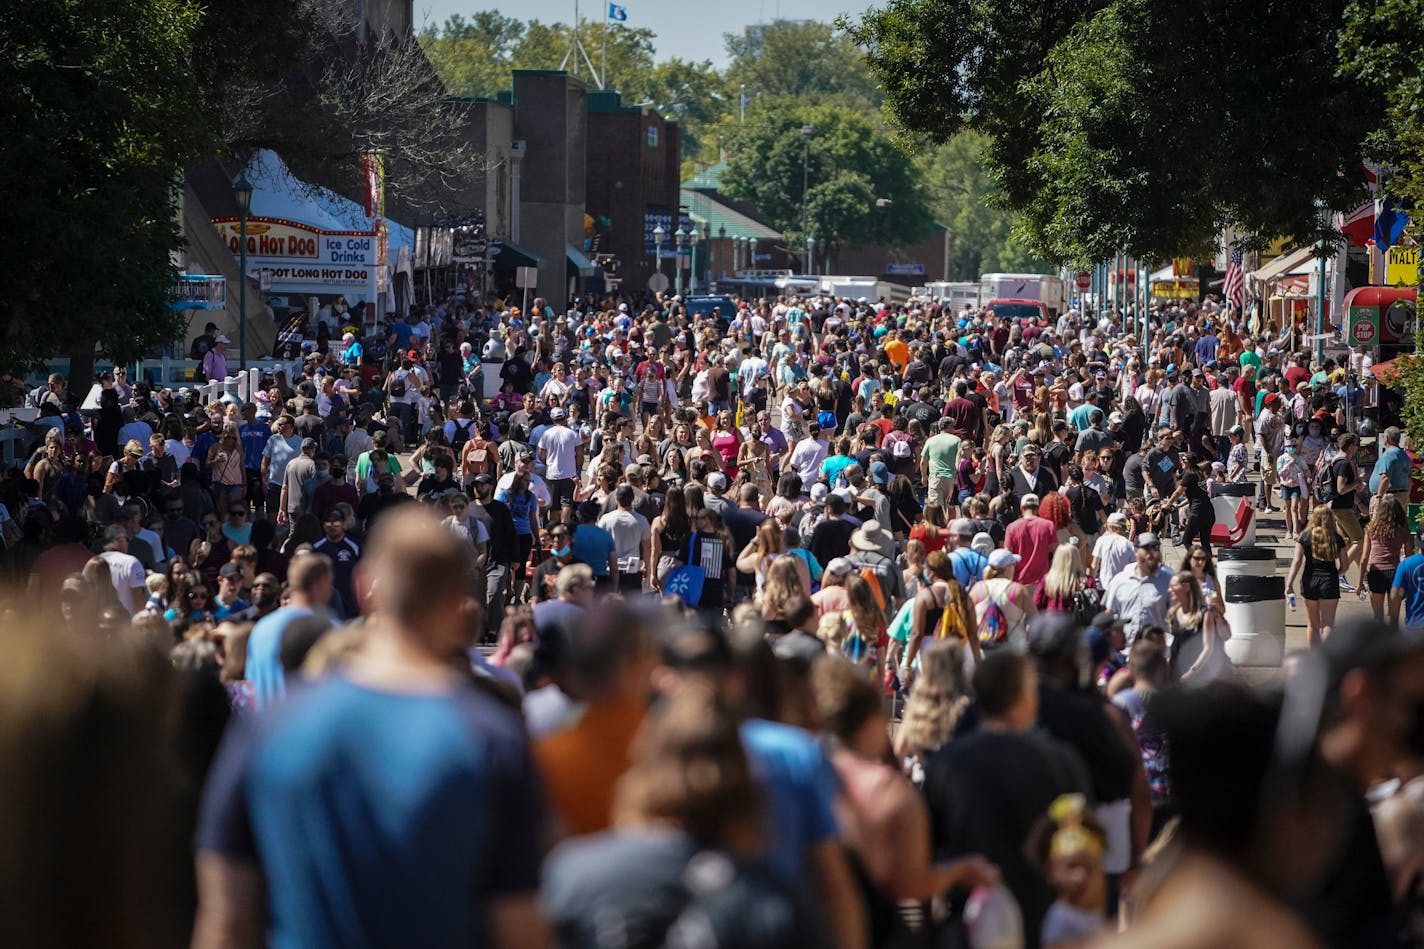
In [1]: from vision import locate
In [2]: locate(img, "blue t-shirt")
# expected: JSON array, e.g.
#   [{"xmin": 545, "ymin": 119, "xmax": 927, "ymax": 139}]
[
  {"xmin": 1393, "ymin": 554, "xmax": 1424, "ymax": 630},
  {"xmin": 196, "ymin": 675, "xmax": 543, "ymax": 949},
  {"xmin": 389, "ymin": 320, "xmax": 413, "ymax": 349},
  {"xmin": 571, "ymin": 522, "xmax": 617, "ymax": 577},
  {"xmin": 246, "ymin": 606, "xmax": 330, "ymax": 709},
  {"xmin": 497, "ymin": 487, "xmax": 535, "ymax": 536},
  {"xmin": 949, "ymin": 547, "xmax": 989, "ymax": 588},
  {"xmin": 820, "ymin": 454, "xmax": 854, "ymax": 487},
  {"xmin": 1068, "ymin": 403, "xmax": 1096, "ymax": 433},
  {"xmin": 239, "ymin": 423, "xmax": 270, "ymax": 471},
  {"xmin": 739, "ymin": 718, "xmax": 840, "ymax": 885},
  {"xmin": 1370, "ymin": 445, "xmax": 1411, "ymax": 495}
]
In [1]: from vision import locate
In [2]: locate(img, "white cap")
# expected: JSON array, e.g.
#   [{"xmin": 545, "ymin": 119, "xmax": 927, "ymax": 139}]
[
  {"xmin": 810, "ymin": 483, "xmax": 829, "ymax": 502},
  {"xmin": 988, "ymin": 549, "xmax": 1021, "ymax": 569}
]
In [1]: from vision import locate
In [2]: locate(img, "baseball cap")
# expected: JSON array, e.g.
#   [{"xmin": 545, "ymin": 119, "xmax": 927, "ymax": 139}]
[
  {"xmin": 950, "ymin": 518, "xmax": 974, "ymax": 537},
  {"xmin": 1020, "ymin": 492, "xmax": 1041, "ymax": 508},
  {"xmin": 218, "ymin": 561, "xmax": 243, "ymax": 579},
  {"xmin": 549, "ymin": 407, "xmax": 566, "ymax": 420},
  {"xmin": 1107, "ymin": 511, "xmax": 1128, "ymax": 527},
  {"xmin": 824, "ymin": 557, "xmax": 854, "ymax": 578},
  {"xmin": 324, "ymin": 508, "xmax": 346, "ymax": 522},
  {"xmin": 707, "ymin": 472, "xmax": 729, "ymax": 492},
  {"xmin": 1108, "ymin": 411, "xmax": 1124, "ymax": 425},
  {"xmin": 472, "ymin": 473, "xmax": 495, "ymax": 487},
  {"xmin": 869, "ymin": 461, "xmax": 890, "ymax": 485},
  {"xmin": 1135, "ymin": 532, "xmax": 1161, "ymax": 548},
  {"xmin": 300, "ymin": 437, "xmax": 317, "ymax": 451},
  {"xmin": 407, "ymin": 349, "xmax": 419, "ymax": 361},
  {"xmin": 988, "ymin": 549, "xmax": 1021, "ymax": 569},
  {"xmin": 971, "ymin": 532, "xmax": 993, "ymax": 555},
  {"xmin": 810, "ymin": 483, "xmax": 829, "ymax": 503}
]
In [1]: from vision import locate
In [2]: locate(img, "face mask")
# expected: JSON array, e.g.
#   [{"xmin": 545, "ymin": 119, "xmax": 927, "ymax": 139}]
[
  {"xmin": 316, "ymin": 467, "xmax": 331, "ymax": 479},
  {"xmin": 553, "ymin": 545, "xmax": 571, "ymax": 558}
]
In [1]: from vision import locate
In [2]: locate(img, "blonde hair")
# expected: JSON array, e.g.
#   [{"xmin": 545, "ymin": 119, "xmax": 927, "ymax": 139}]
[
  {"xmin": 1042, "ymin": 544, "xmax": 1084, "ymax": 601},
  {"xmin": 904, "ymin": 538, "xmax": 926, "ymax": 569},
  {"xmin": 818, "ymin": 611, "xmax": 849, "ymax": 650},
  {"xmin": 895, "ymin": 639, "xmax": 971, "ymax": 761},
  {"xmin": 760, "ymin": 556, "xmax": 806, "ymax": 620},
  {"xmin": 1308, "ymin": 504, "xmax": 1339, "ymax": 562}
]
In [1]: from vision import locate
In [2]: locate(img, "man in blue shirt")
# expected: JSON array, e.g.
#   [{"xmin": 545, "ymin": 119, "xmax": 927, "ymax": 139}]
[
  {"xmin": 238, "ymin": 403, "xmax": 270, "ymax": 514},
  {"xmin": 571, "ymin": 499, "xmax": 617, "ymax": 592},
  {"xmin": 1392, "ymin": 528, "xmax": 1424, "ymax": 631},
  {"xmin": 195, "ymin": 508, "xmax": 546, "ymax": 949},
  {"xmin": 948, "ymin": 519, "xmax": 989, "ymax": 587},
  {"xmin": 1369, "ymin": 425, "xmax": 1411, "ymax": 512}
]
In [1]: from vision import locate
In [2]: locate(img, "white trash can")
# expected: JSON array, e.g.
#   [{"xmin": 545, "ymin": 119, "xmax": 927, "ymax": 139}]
[
  {"xmin": 1216, "ymin": 545, "xmax": 1285, "ymax": 667},
  {"xmin": 1210, "ymin": 482, "xmax": 1257, "ymax": 547}
]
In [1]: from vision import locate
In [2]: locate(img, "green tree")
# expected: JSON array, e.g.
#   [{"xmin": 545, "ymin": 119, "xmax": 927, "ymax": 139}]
[
  {"xmin": 725, "ymin": 19, "xmax": 880, "ymax": 110},
  {"xmin": 643, "ymin": 59, "xmax": 731, "ymax": 161},
  {"xmin": 921, "ymin": 133, "xmax": 1048, "ymax": 279},
  {"xmin": 511, "ymin": 20, "xmax": 659, "ymax": 92},
  {"xmin": 716, "ymin": 99, "xmax": 934, "ymax": 251},
  {"xmin": 0, "ymin": 0, "xmax": 204, "ymax": 373},
  {"xmin": 417, "ymin": 12, "xmax": 525, "ymax": 99},
  {"xmin": 844, "ymin": 0, "xmax": 1384, "ymax": 263}
]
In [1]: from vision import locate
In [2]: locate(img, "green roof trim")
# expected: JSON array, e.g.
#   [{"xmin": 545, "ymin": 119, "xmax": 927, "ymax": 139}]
[{"xmin": 679, "ymin": 188, "xmax": 781, "ymax": 241}]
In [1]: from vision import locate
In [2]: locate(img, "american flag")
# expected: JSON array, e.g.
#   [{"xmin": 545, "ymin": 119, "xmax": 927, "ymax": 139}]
[{"xmin": 1223, "ymin": 248, "xmax": 1244, "ymax": 311}]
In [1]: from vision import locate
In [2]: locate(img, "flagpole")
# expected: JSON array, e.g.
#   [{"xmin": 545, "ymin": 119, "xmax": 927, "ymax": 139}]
[{"xmin": 602, "ymin": 11, "xmax": 608, "ymax": 90}]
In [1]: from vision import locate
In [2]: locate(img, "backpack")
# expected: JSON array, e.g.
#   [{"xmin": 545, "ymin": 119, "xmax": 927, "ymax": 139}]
[
  {"xmin": 1072, "ymin": 583, "xmax": 1103, "ymax": 627},
  {"xmin": 389, "ymin": 372, "xmax": 408, "ymax": 398},
  {"xmin": 450, "ymin": 417, "xmax": 475, "ymax": 453},
  {"xmin": 858, "ymin": 564, "xmax": 887, "ymax": 612},
  {"xmin": 464, "ymin": 438, "xmax": 495, "ymax": 477},
  {"xmin": 1313, "ymin": 458, "xmax": 1340, "ymax": 505},
  {"xmin": 976, "ymin": 582, "xmax": 1016, "ymax": 648}
]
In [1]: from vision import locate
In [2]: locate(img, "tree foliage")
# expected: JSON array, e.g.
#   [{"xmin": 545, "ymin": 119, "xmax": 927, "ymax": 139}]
[
  {"xmin": 724, "ymin": 20, "xmax": 880, "ymax": 110},
  {"xmin": 920, "ymin": 134, "xmax": 1048, "ymax": 279},
  {"xmin": 716, "ymin": 99, "xmax": 934, "ymax": 250},
  {"xmin": 844, "ymin": 0, "xmax": 1384, "ymax": 263},
  {"xmin": 0, "ymin": 0, "xmax": 203, "ymax": 370}
]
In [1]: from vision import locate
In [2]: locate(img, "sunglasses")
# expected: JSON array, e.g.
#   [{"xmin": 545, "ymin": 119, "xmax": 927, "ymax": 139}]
[
  {"xmin": 230, "ymin": 509, "xmax": 248, "ymax": 516},
  {"xmin": 202, "ymin": 519, "xmax": 219, "ymax": 527},
  {"xmin": 252, "ymin": 581, "xmax": 276, "ymax": 590},
  {"xmin": 1191, "ymin": 554, "xmax": 1207, "ymax": 562}
]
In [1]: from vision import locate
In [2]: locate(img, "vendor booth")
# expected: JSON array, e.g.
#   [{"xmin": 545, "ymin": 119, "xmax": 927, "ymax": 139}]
[{"xmin": 211, "ymin": 150, "xmax": 415, "ymax": 344}]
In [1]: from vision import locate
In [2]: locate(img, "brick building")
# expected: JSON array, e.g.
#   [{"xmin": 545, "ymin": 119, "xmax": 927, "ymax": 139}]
[{"xmin": 585, "ymin": 91, "xmax": 682, "ymax": 294}]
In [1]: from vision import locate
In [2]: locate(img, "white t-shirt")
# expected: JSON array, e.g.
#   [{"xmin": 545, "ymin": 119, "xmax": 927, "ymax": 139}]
[
  {"xmin": 496, "ymin": 471, "xmax": 551, "ymax": 507},
  {"xmin": 99, "ymin": 550, "xmax": 146, "ymax": 614},
  {"xmin": 1093, "ymin": 532, "xmax": 1136, "ymax": 589},
  {"xmin": 539, "ymin": 425, "xmax": 584, "ymax": 481},
  {"xmin": 790, "ymin": 437, "xmax": 829, "ymax": 486},
  {"xmin": 598, "ymin": 508, "xmax": 651, "ymax": 565}
]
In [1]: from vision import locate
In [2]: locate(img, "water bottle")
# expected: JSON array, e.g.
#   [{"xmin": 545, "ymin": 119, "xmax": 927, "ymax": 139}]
[{"xmin": 1288, "ymin": 592, "xmax": 1297, "ymax": 612}]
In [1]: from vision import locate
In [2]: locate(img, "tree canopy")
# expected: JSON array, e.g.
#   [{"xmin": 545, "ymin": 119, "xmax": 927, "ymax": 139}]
[
  {"xmin": 715, "ymin": 99, "xmax": 934, "ymax": 251},
  {"xmin": 0, "ymin": 0, "xmax": 487, "ymax": 375},
  {"xmin": 844, "ymin": 0, "xmax": 1385, "ymax": 263}
]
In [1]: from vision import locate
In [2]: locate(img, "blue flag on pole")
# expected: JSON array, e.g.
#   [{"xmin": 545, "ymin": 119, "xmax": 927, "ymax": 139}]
[
  {"xmin": 608, "ymin": 2, "xmax": 628, "ymax": 21},
  {"xmin": 1374, "ymin": 197, "xmax": 1409, "ymax": 251}
]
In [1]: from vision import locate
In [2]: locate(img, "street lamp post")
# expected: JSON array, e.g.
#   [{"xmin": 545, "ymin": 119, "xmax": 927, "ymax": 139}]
[
  {"xmin": 805, "ymin": 234, "xmax": 815, "ymax": 275},
  {"xmin": 733, "ymin": 235, "xmax": 743, "ymax": 273},
  {"xmin": 801, "ymin": 125, "xmax": 815, "ymax": 250},
  {"xmin": 747, "ymin": 236, "xmax": 757, "ymax": 269},
  {"xmin": 674, "ymin": 226, "xmax": 687, "ymax": 296},
  {"xmin": 653, "ymin": 224, "xmax": 665, "ymax": 280},
  {"xmin": 231, "ymin": 173, "xmax": 254, "ymax": 371},
  {"xmin": 690, "ymin": 226, "xmax": 703, "ymax": 295}
]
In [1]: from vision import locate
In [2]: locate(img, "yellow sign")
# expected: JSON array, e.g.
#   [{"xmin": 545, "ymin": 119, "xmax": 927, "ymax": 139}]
[{"xmin": 1387, "ymin": 245, "xmax": 1419, "ymax": 286}]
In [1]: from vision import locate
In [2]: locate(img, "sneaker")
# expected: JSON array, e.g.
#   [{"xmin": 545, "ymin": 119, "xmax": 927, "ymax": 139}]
[{"xmin": 1339, "ymin": 577, "xmax": 1356, "ymax": 592}]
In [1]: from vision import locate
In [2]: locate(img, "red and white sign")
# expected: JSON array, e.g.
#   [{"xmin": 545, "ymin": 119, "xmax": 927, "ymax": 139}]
[
  {"xmin": 1075, "ymin": 271, "xmax": 1091, "ymax": 291},
  {"xmin": 1350, "ymin": 317, "xmax": 1377, "ymax": 345}
]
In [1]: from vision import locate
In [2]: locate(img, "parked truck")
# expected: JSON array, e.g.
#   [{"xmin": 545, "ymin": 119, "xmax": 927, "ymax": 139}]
[{"xmin": 979, "ymin": 273, "xmax": 1068, "ymax": 317}]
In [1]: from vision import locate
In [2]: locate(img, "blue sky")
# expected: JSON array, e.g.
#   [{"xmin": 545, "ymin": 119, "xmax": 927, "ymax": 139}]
[{"xmin": 415, "ymin": 0, "xmax": 862, "ymax": 66}]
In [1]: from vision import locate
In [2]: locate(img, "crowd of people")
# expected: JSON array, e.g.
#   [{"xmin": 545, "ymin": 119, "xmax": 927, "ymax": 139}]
[{"xmin": 3, "ymin": 289, "xmax": 1424, "ymax": 948}]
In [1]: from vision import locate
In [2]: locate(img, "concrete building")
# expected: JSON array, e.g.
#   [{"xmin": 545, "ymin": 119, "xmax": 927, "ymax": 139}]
[{"xmin": 511, "ymin": 70, "xmax": 592, "ymax": 304}]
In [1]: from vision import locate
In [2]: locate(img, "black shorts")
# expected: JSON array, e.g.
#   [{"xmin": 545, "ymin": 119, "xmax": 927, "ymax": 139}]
[
  {"xmin": 1366, "ymin": 568, "xmax": 1394, "ymax": 595},
  {"xmin": 1302, "ymin": 574, "xmax": 1340, "ymax": 601},
  {"xmin": 548, "ymin": 477, "xmax": 576, "ymax": 510}
]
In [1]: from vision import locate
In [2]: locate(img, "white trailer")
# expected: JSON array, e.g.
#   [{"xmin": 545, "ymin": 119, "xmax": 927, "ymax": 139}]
[{"xmin": 979, "ymin": 273, "xmax": 1069, "ymax": 316}]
